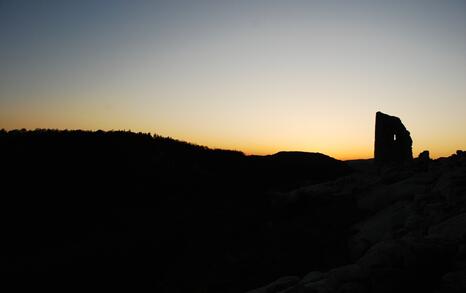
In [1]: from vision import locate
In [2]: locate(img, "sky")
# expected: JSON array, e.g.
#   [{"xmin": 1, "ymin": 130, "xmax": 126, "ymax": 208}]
[{"xmin": 1, "ymin": 0, "xmax": 465, "ymax": 159}]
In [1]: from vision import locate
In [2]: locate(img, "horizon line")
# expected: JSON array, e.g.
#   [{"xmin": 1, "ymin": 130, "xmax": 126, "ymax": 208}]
[{"xmin": 3, "ymin": 127, "xmax": 460, "ymax": 161}]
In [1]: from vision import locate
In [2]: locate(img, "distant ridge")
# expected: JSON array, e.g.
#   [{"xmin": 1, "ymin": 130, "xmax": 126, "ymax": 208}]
[
  {"xmin": 249, "ymin": 150, "xmax": 351, "ymax": 191},
  {"xmin": 0, "ymin": 128, "xmax": 351, "ymax": 193},
  {"xmin": 269, "ymin": 151, "xmax": 336, "ymax": 159}
]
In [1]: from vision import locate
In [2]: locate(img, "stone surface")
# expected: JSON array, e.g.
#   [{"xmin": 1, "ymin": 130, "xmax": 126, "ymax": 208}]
[
  {"xmin": 327, "ymin": 264, "xmax": 368, "ymax": 283},
  {"xmin": 441, "ymin": 270, "xmax": 466, "ymax": 292},
  {"xmin": 337, "ymin": 281, "xmax": 369, "ymax": 293},
  {"xmin": 246, "ymin": 276, "xmax": 300, "ymax": 293},
  {"xmin": 350, "ymin": 200, "xmax": 409, "ymax": 247},
  {"xmin": 357, "ymin": 240, "xmax": 407, "ymax": 270},
  {"xmin": 374, "ymin": 112, "xmax": 413, "ymax": 164},
  {"xmin": 302, "ymin": 278, "xmax": 333, "ymax": 292},
  {"xmin": 245, "ymin": 148, "xmax": 466, "ymax": 293},
  {"xmin": 300, "ymin": 271, "xmax": 326, "ymax": 284},
  {"xmin": 429, "ymin": 212, "xmax": 466, "ymax": 241},
  {"xmin": 369, "ymin": 268, "xmax": 413, "ymax": 293}
]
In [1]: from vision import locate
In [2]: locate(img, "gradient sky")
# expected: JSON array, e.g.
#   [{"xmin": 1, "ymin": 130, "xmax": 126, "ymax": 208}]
[{"xmin": 1, "ymin": 0, "xmax": 465, "ymax": 159}]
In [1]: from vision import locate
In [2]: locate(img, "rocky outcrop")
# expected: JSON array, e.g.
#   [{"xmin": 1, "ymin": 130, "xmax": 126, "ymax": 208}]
[
  {"xmin": 245, "ymin": 276, "xmax": 300, "ymax": 293},
  {"xmin": 374, "ymin": 112, "xmax": 413, "ymax": 164},
  {"xmin": 245, "ymin": 152, "xmax": 466, "ymax": 293},
  {"xmin": 419, "ymin": 150, "xmax": 431, "ymax": 161}
]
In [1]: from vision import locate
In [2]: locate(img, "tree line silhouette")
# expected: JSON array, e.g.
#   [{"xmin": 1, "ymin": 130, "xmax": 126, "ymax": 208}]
[{"xmin": 0, "ymin": 129, "xmax": 355, "ymax": 292}]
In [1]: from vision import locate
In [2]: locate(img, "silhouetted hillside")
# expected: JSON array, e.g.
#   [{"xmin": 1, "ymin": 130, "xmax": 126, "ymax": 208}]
[
  {"xmin": 0, "ymin": 129, "xmax": 353, "ymax": 292},
  {"xmin": 250, "ymin": 151, "xmax": 351, "ymax": 191}
]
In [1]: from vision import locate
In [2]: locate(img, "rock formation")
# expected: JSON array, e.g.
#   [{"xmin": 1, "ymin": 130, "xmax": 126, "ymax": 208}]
[
  {"xmin": 418, "ymin": 150, "xmax": 430, "ymax": 161},
  {"xmin": 245, "ymin": 152, "xmax": 466, "ymax": 293},
  {"xmin": 374, "ymin": 111, "xmax": 413, "ymax": 164}
]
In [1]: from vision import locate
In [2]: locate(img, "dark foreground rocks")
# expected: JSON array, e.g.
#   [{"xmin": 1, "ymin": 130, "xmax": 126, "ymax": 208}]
[{"xmin": 246, "ymin": 152, "xmax": 466, "ymax": 293}]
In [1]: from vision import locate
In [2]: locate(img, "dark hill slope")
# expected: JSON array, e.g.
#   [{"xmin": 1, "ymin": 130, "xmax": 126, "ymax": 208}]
[
  {"xmin": 250, "ymin": 151, "xmax": 351, "ymax": 191},
  {"xmin": 0, "ymin": 129, "xmax": 352, "ymax": 292}
]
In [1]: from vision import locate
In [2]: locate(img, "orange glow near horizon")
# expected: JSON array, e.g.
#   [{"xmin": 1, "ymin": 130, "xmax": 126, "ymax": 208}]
[{"xmin": 1, "ymin": 117, "xmax": 464, "ymax": 161}]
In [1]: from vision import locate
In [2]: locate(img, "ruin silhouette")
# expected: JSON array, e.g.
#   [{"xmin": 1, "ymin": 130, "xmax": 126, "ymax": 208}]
[{"xmin": 374, "ymin": 111, "xmax": 413, "ymax": 164}]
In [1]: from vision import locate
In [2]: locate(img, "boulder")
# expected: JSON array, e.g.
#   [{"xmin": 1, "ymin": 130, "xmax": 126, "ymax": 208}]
[
  {"xmin": 357, "ymin": 240, "xmax": 407, "ymax": 270},
  {"xmin": 357, "ymin": 178, "xmax": 426, "ymax": 212},
  {"xmin": 402, "ymin": 237, "xmax": 456, "ymax": 272},
  {"xmin": 348, "ymin": 237, "xmax": 371, "ymax": 262},
  {"xmin": 327, "ymin": 264, "xmax": 368, "ymax": 283},
  {"xmin": 336, "ymin": 281, "xmax": 369, "ymax": 293},
  {"xmin": 350, "ymin": 200, "xmax": 409, "ymax": 249},
  {"xmin": 355, "ymin": 236, "xmax": 457, "ymax": 291},
  {"xmin": 432, "ymin": 168, "xmax": 466, "ymax": 206},
  {"xmin": 429, "ymin": 212, "xmax": 466, "ymax": 241},
  {"xmin": 418, "ymin": 150, "xmax": 430, "ymax": 161},
  {"xmin": 300, "ymin": 271, "xmax": 326, "ymax": 284},
  {"xmin": 246, "ymin": 276, "xmax": 300, "ymax": 293},
  {"xmin": 369, "ymin": 268, "xmax": 413, "ymax": 293},
  {"xmin": 302, "ymin": 278, "xmax": 334, "ymax": 293},
  {"xmin": 441, "ymin": 270, "xmax": 466, "ymax": 292}
]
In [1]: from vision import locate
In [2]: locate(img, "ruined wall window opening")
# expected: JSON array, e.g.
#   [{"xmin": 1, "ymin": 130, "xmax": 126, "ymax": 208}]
[{"xmin": 374, "ymin": 111, "xmax": 413, "ymax": 163}]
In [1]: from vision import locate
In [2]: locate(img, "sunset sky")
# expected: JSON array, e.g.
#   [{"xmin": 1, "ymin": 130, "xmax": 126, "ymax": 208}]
[{"xmin": 1, "ymin": 0, "xmax": 465, "ymax": 159}]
